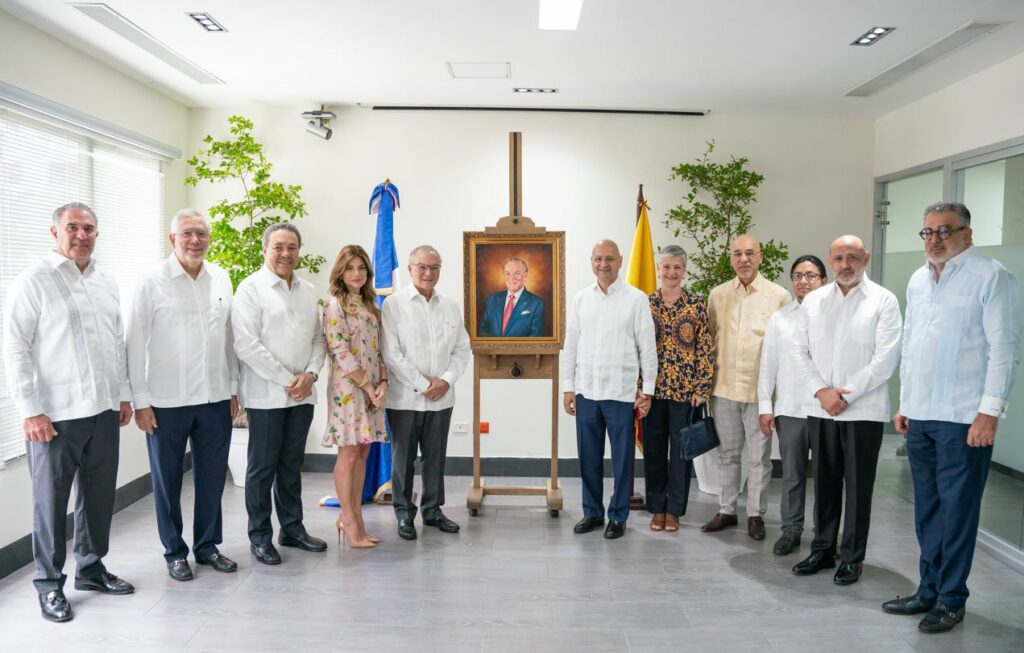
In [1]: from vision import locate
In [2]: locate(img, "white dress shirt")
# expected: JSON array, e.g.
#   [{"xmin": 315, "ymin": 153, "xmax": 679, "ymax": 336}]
[
  {"xmin": 381, "ymin": 284, "xmax": 471, "ymax": 412},
  {"xmin": 3, "ymin": 251, "xmax": 130, "ymax": 422},
  {"xmin": 900, "ymin": 247, "xmax": 1022, "ymax": 424},
  {"xmin": 127, "ymin": 256, "xmax": 237, "ymax": 410},
  {"xmin": 792, "ymin": 278, "xmax": 902, "ymax": 422},
  {"xmin": 757, "ymin": 300, "xmax": 807, "ymax": 419},
  {"xmin": 231, "ymin": 266, "xmax": 325, "ymax": 409},
  {"xmin": 560, "ymin": 277, "xmax": 658, "ymax": 403}
]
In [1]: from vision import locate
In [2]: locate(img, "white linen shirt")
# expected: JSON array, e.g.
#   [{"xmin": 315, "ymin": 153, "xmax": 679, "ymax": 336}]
[
  {"xmin": 560, "ymin": 277, "xmax": 658, "ymax": 403},
  {"xmin": 792, "ymin": 277, "xmax": 902, "ymax": 422},
  {"xmin": 2, "ymin": 251, "xmax": 130, "ymax": 422},
  {"xmin": 381, "ymin": 284, "xmax": 471, "ymax": 412},
  {"xmin": 127, "ymin": 256, "xmax": 237, "ymax": 410},
  {"xmin": 900, "ymin": 247, "xmax": 1022, "ymax": 424},
  {"xmin": 231, "ymin": 266, "xmax": 325, "ymax": 409},
  {"xmin": 757, "ymin": 300, "xmax": 807, "ymax": 419}
]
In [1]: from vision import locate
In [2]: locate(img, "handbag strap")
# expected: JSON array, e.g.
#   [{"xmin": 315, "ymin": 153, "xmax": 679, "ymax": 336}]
[{"xmin": 686, "ymin": 402, "xmax": 706, "ymax": 427}]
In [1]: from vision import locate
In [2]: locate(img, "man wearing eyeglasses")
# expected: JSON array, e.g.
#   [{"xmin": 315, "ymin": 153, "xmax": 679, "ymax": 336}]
[
  {"xmin": 381, "ymin": 245, "xmax": 470, "ymax": 540},
  {"xmin": 883, "ymin": 202, "xmax": 1022, "ymax": 633},
  {"xmin": 702, "ymin": 235, "xmax": 790, "ymax": 541},
  {"xmin": 127, "ymin": 209, "xmax": 240, "ymax": 581},
  {"xmin": 3, "ymin": 203, "xmax": 135, "ymax": 622},
  {"xmin": 791, "ymin": 235, "xmax": 902, "ymax": 586}
]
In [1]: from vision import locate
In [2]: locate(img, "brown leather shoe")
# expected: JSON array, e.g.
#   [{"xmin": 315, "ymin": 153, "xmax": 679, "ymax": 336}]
[
  {"xmin": 701, "ymin": 512, "xmax": 739, "ymax": 533},
  {"xmin": 649, "ymin": 514, "xmax": 666, "ymax": 531},
  {"xmin": 664, "ymin": 514, "xmax": 680, "ymax": 532},
  {"xmin": 748, "ymin": 516, "xmax": 766, "ymax": 540}
]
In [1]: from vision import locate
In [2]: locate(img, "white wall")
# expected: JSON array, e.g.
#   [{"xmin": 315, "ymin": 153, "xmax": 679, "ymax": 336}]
[
  {"xmin": 187, "ymin": 105, "xmax": 875, "ymax": 460},
  {"xmin": 875, "ymin": 51, "xmax": 1024, "ymax": 177},
  {"xmin": 0, "ymin": 9, "xmax": 189, "ymax": 550}
]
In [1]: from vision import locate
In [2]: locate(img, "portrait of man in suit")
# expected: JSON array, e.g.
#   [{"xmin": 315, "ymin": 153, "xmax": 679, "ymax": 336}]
[{"xmin": 480, "ymin": 257, "xmax": 545, "ymax": 337}]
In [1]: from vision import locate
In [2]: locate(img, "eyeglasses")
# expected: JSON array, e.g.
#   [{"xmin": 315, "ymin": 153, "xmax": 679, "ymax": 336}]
[
  {"xmin": 790, "ymin": 272, "xmax": 822, "ymax": 282},
  {"xmin": 918, "ymin": 226, "xmax": 967, "ymax": 241},
  {"xmin": 413, "ymin": 264, "xmax": 441, "ymax": 272}
]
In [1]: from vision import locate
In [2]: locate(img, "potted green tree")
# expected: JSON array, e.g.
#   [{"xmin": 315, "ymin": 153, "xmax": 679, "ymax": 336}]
[{"xmin": 665, "ymin": 140, "xmax": 788, "ymax": 296}]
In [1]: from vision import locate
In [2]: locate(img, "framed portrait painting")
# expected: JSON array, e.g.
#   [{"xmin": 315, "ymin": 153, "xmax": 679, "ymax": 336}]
[{"xmin": 463, "ymin": 230, "xmax": 565, "ymax": 351}]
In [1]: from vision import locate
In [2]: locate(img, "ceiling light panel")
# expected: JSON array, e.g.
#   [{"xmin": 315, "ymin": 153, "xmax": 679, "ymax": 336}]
[
  {"xmin": 71, "ymin": 3, "xmax": 224, "ymax": 84},
  {"xmin": 539, "ymin": 0, "xmax": 583, "ymax": 30},
  {"xmin": 513, "ymin": 87, "xmax": 559, "ymax": 93},
  {"xmin": 851, "ymin": 26, "xmax": 895, "ymax": 46},
  {"xmin": 187, "ymin": 12, "xmax": 228, "ymax": 33},
  {"xmin": 446, "ymin": 62, "xmax": 511, "ymax": 79}
]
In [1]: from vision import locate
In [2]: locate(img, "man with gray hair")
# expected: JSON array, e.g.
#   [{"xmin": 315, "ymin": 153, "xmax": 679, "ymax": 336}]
[
  {"xmin": 127, "ymin": 209, "xmax": 240, "ymax": 581},
  {"xmin": 3, "ymin": 202, "xmax": 135, "ymax": 622},
  {"xmin": 381, "ymin": 245, "xmax": 471, "ymax": 540},
  {"xmin": 232, "ymin": 222, "xmax": 327, "ymax": 564},
  {"xmin": 883, "ymin": 203, "xmax": 1021, "ymax": 633},
  {"xmin": 479, "ymin": 257, "xmax": 546, "ymax": 337}
]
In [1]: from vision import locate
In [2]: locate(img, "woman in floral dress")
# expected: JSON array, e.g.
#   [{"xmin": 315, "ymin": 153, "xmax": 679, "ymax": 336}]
[{"xmin": 322, "ymin": 244, "xmax": 389, "ymax": 548}]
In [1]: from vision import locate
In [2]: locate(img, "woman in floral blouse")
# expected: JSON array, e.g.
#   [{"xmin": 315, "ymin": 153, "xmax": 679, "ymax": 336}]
[
  {"xmin": 643, "ymin": 245, "xmax": 714, "ymax": 533},
  {"xmin": 322, "ymin": 244, "xmax": 389, "ymax": 548}
]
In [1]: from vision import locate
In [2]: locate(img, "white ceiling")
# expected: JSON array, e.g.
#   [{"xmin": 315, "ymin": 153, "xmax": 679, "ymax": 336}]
[{"xmin": 4, "ymin": 0, "xmax": 1024, "ymax": 118}]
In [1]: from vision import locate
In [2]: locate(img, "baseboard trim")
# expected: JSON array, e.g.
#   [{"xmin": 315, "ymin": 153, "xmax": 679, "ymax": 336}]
[
  {"xmin": 0, "ymin": 454, "xmax": 190, "ymax": 581},
  {"xmin": 303, "ymin": 453, "xmax": 785, "ymax": 479},
  {"xmin": 991, "ymin": 460, "xmax": 1024, "ymax": 482},
  {"xmin": 977, "ymin": 528, "xmax": 1024, "ymax": 575}
]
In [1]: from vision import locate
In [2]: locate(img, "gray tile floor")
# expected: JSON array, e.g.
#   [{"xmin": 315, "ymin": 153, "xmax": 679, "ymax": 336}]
[{"xmin": 2, "ymin": 436, "xmax": 1023, "ymax": 652}]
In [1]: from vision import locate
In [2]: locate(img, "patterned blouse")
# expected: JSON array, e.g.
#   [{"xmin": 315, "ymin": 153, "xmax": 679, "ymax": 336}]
[{"xmin": 648, "ymin": 290, "xmax": 714, "ymax": 402}]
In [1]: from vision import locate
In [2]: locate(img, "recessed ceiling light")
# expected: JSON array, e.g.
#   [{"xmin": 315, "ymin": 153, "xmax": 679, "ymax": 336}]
[
  {"xmin": 188, "ymin": 12, "xmax": 228, "ymax": 33},
  {"xmin": 513, "ymin": 87, "xmax": 559, "ymax": 94},
  {"xmin": 539, "ymin": 0, "xmax": 583, "ymax": 31},
  {"xmin": 851, "ymin": 26, "xmax": 894, "ymax": 46}
]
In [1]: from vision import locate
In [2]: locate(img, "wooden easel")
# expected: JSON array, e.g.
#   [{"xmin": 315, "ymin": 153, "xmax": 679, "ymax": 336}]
[{"xmin": 465, "ymin": 132, "xmax": 564, "ymax": 517}]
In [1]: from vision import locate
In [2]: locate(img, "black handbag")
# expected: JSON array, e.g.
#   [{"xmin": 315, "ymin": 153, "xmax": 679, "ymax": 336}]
[{"xmin": 680, "ymin": 404, "xmax": 720, "ymax": 460}]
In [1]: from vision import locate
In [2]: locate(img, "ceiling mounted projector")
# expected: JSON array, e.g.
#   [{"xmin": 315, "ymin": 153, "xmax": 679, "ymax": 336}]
[{"xmin": 302, "ymin": 107, "xmax": 336, "ymax": 140}]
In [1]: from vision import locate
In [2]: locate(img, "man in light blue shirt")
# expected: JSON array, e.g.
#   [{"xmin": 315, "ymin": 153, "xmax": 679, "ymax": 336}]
[{"xmin": 886, "ymin": 202, "xmax": 1022, "ymax": 634}]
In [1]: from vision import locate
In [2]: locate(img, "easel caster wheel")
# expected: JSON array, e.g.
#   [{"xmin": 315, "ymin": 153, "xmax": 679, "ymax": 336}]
[
  {"xmin": 469, "ymin": 508, "xmax": 479, "ymax": 517},
  {"xmin": 549, "ymin": 509, "xmax": 559, "ymax": 518}
]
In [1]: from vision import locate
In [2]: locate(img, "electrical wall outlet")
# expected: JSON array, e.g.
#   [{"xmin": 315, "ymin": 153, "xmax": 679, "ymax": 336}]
[{"xmin": 452, "ymin": 422, "xmax": 469, "ymax": 434}]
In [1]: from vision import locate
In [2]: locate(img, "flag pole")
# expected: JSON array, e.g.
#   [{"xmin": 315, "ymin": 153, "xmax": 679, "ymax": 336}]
[{"xmin": 630, "ymin": 183, "xmax": 647, "ymax": 513}]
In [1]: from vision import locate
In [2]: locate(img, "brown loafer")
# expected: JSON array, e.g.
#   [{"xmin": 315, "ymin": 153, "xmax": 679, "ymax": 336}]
[
  {"xmin": 701, "ymin": 512, "xmax": 739, "ymax": 533},
  {"xmin": 649, "ymin": 514, "xmax": 666, "ymax": 531},
  {"xmin": 748, "ymin": 516, "xmax": 766, "ymax": 540},
  {"xmin": 664, "ymin": 514, "xmax": 680, "ymax": 532}
]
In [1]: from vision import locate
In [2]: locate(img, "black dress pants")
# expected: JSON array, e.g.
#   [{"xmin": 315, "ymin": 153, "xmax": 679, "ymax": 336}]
[
  {"xmin": 245, "ymin": 405, "xmax": 314, "ymax": 546},
  {"xmin": 808, "ymin": 417, "xmax": 883, "ymax": 563},
  {"xmin": 641, "ymin": 398, "xmax": 694, "ymax": 516}
]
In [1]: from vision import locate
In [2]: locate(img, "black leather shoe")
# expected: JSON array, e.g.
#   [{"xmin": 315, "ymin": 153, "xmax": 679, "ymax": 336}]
[
  {"xmin": 278, "ymin": 532, "xmax": 328, "ymax": 552},
  {"xmin": 833, "ymin": 561, "xmax": 863, "ymax": 585},
  {"xmin": 423, "ymin": 512, "xmax": 460, "ymax": 533},
  {"xmin": 73, "ymin": 571, "xmax": 135, "ymax": 595},
  {"xmin": 166, "ymin": 558, "xmax": 194, "ymax": 581},
  {"xmin": 573, "ymin": 516, "xmax": 605, "ymax": 534},
  {"xmin": 773, "ymin": 531, "xmax": 801, "ymax": 556},
  {"xmin": 397, "ymin": 519, "xmax": 417, "ymax": 541},
  {"xmin": 39, "ymin": 590, "xmax": 73, "ymax": 623},
  {"xmin": 747, "ymin": 516, "xmax": 766, "ymax": 540},
  {"xmin": 701, "ymin": 512, "xmax": 739, "ymax": 533},
  {"xmin": 792, "ymin": 550, "xmax": 836, "ymax": 576},
  {"xmin": 196, "ymin": 552, "xmax": 238, "ymax": 573},
  {"xmin": 918, "ymin": 604, "xmax": 965, "ymax": 633},
  {"xmin": 250, "ymin": 542, "xmax": 282, "ymax": 565},
  {"xmin": 603, "ymin": 521, "xmax": 626, "ymax": 539},
  {"xmin": 882, "ymin": 593, "xmax": 934, "ymax": 615}
]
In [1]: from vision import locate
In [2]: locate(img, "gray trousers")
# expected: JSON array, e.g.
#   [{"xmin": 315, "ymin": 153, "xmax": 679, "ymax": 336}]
[
  {"xmin": 711, "ymin": 396, "xmax": 771, "ymax": 516},
  {"xmin": 776, "ymin": 415, "xmax": 810, "ymax": 535},
  {"xmin": 387, "ymin": 407, "xmax": 453, "ymax": 522},
  {"xmin": 27, "ymin": 410, "xmax": 119, "ymax": 594}
]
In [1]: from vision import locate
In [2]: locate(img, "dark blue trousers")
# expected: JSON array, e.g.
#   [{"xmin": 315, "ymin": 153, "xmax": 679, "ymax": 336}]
[
  {"xmin": 576, "ymin": 395, "xmax": 635, "ymax": 523},
  {"xmin": 907, "ymin": 419, "xmax": 992, "ymax": 610},
  {"xmin": 146, "ymin": 401, "xmax": 231, "ymax": 562},
  {"xmin": 641, "ymin": 399, "xmax": 694, "ymax": 516}
]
